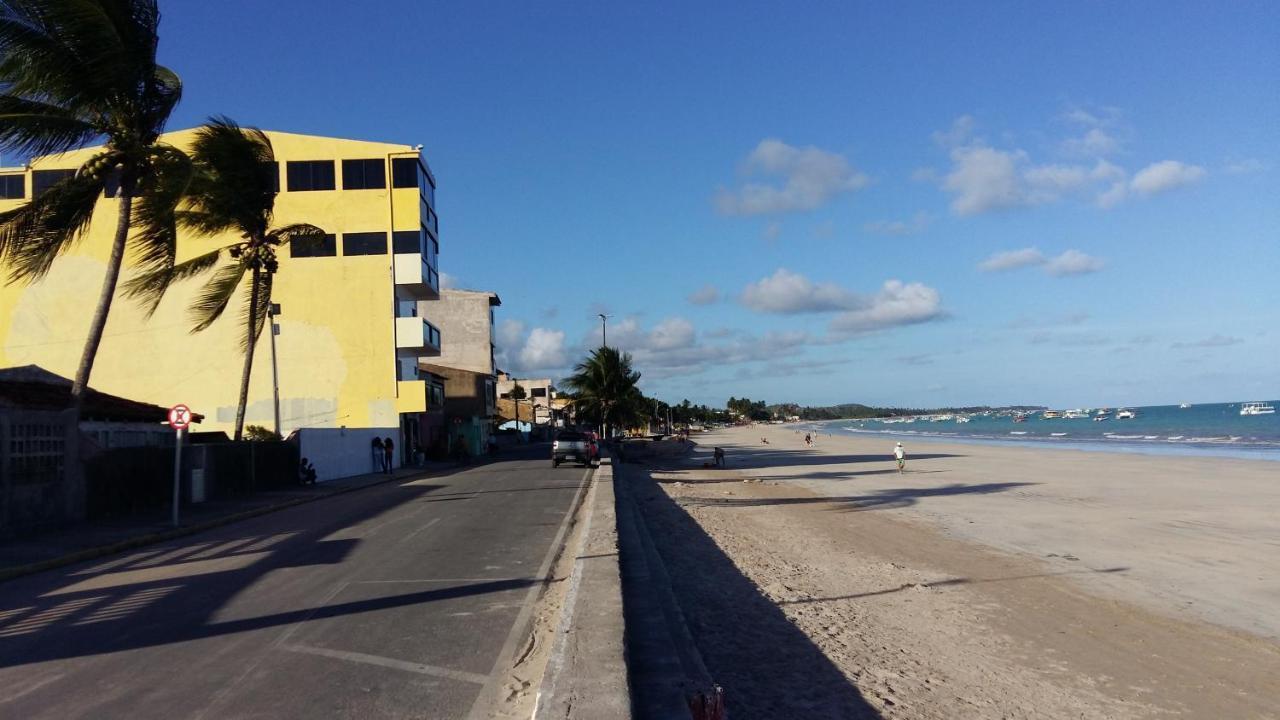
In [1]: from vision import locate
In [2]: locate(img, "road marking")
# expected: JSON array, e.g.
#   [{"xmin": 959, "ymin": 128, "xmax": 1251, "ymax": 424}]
[
  {"xmin": 395, "ymin": 516, "xmax": 441, "ymax": 546},
  {"xmin": 279, "ymin": 643, "xmax": 488, "ymax": 685},
  {"xmin": 0, "ymin": 672, "xmax": 64, "ymax": 704},
  {"xmin": 464, "ymin": 464, "xmax": 592, "ymax": 720}
]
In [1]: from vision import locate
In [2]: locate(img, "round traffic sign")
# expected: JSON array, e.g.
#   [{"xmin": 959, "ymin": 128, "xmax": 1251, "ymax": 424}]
[{"xmin": 168, "ymin": 404, "xmax": 193, "ymax": 430}]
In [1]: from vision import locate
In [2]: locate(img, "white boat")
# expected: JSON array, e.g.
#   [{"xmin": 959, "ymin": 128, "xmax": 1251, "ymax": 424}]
[
  {"xmin": 1179, "ymin": 402, "xmax": 1191, "ymax": 409},
  {"xmin": 1042, "ymin": 410, "xmax": 1062, "ymax": 419},
  {"xmin": 1116, "ymin": 409, "xmax": 1136, "ymax": 420},
  {"xmin": 1093, "ymin": 414, "xmax": 1109, "ymax": 422},
  {"xmin": 1063, "ymin": 410, "xmax": 1088, "ymax": 419},
  {"xmin": 955, "ymin": 416, "xmax": 970, "ymax": 423},
  {"xmin": 1240, "ymin": 402, "xmax": 1276, "ymax": 416}
]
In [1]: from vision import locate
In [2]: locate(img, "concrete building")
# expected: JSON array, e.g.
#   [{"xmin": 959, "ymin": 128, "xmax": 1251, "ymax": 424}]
[
  {"xmin": 419, "ymin": 289, "xmax": 500, "ymax": 456},
  {"xmin": 496, "ymin": 373, "xmax": 567, "ymax": 431},
  {"xmin": 0, "ymin": 130, "xmax": 444, "ymax": 479}
]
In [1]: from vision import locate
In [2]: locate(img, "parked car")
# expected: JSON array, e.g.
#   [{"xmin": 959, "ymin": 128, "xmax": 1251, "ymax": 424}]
[{"xmin": 552, "ymin": 430, "xmax": 591, "ymax": 467}]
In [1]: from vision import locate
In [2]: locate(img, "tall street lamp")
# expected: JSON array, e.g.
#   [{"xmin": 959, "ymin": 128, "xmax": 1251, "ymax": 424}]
[{"xmin": 598, "ymin": 313, "xmax": 610, "ymax": 348}]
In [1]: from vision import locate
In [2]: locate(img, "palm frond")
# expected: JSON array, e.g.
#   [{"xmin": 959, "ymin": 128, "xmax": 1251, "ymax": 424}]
[
  {"xmin": 239, "ymin": 267, "xmax": 272, "ymax": 352},
  {"xmin": 129, "ymin": 142, "xmax": 191, "ymax": 279},
  {"xmin": 0, "ymin": 94, "xmax": 97, "ymax": 157},
  {"xmin": 184, "ymin": 117, "xmax": 275, "ymax": 237},
  {"xmin": 268, "ymin": 222, "xmax": 326, "ymax": 246},
  {"xmin": 0, "ymin": 168, "xmax": 104, "ymax": 282},
  {"xmin": 189, "ymin": 259, "xmax": 247, "ymax": 332},
  {"xmin": 121, "ymin": 246, "xmax": 222, "ymax": 316}
]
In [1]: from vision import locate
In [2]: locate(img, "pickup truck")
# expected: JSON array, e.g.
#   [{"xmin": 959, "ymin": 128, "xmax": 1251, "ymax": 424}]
[{"xmin": 552, "ymin": 430, "xmax": 592, "ymax": 467}]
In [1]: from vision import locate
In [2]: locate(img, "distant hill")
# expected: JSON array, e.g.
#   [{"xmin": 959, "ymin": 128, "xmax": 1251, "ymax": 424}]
[{"xmin": 766, "ymin": 402, "xmax": 1045, "ymax": 421}]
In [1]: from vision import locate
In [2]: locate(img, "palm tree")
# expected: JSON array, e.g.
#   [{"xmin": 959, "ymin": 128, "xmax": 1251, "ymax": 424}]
[
  {"xmin": 124, "ymin": 118, "xmax": 323, "ymax": 440},
  {"xmin": 562, "ymin": 346, "xmax": 644, "ymax": 438},
  {"xmin": 0, "ymin": 0, "xmax": 187, "ymax": 410}
]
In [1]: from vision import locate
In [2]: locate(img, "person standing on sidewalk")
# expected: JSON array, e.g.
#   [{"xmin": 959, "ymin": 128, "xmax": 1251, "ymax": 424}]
[
  {"xmin": 371, "ymin": 437, "xmax": 384, "ymax": 473},
  {"xmin": 383, "ymin": 437, "xmax": 395, "ymax": 474}
]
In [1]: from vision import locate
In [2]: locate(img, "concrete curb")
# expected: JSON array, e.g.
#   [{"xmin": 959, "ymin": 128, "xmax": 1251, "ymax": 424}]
[
  {"xmin": 536, "ymin": 456, "xmax": 633, "ymax": 720},
  {"xmin": 0, "ymin": 467, "xmax": 440, "ymax": 584}
]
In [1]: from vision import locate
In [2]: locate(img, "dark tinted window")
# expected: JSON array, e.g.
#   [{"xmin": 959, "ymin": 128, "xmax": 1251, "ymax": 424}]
[
  {"xmin": 531, "ymin": 387, "xmax": 547, "ymax": 397},
  {"xmin": 391, "ymin": 157, "xmax": 419, "ymax": 188},
  {"xmin": 32, "ymin": 169, "xmax": 75, "ymax": 197},
  {"xmin": 286, "ymin": 161, "xmax": 335, "ymax": 191},
  {"xmin": 342, "ymin": 232, "xmax": 386, "ymax": 256},
  {"xmin": 342, "ymin": 159, "xmax": 385, "ymax": 190},
  {"xmin": 0, "ymin": 174, "xmax": 24, "ymax": 199},
  {"xmin": 289, "ymin": 233, "xmax": 336, "ymax": 257},
  {"xmin": 392, "ymin": 230, "xmax": 421, "ymax": 254}
]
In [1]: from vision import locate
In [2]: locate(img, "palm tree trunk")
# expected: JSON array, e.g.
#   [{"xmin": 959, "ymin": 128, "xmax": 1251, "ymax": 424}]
[
  {"xmin": 71, "ymin": 191, "xmax": 133, "ymax": 413},
  {"xmin": 233, "ymin": 264, "xmax": 261, "ymax": 441}
]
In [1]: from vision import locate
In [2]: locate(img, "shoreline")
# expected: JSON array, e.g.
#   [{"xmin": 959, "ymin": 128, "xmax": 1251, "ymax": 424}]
[
  {"xmin": 798, "ymin": 418, "xmax": 1280, "ymax": 462},
  {"xmin": 704, "ymin": 424, "xmax": 1280, "ymax": 640}
]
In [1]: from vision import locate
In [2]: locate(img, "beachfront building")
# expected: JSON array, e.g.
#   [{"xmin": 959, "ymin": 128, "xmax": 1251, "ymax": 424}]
[
  {"xmin": 0, "ymin": 130, "xmax": 443, "ymax": 479},
  {"xmin": 496, "ymin": 373, "xmax": 566, "ymax": 432},
  {"xmin": 419, "ymin": 289, "xmax": 501, "ymax": 456}
]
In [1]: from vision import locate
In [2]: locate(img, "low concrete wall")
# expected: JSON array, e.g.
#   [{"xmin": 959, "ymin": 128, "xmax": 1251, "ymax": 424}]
[
  {"xmin": 536, "ymin": 457, "xmax": 632, "ymax": 720},
  {"xmin": 296, "ymin": 427, "xmax": 398, "ymax": 482}
]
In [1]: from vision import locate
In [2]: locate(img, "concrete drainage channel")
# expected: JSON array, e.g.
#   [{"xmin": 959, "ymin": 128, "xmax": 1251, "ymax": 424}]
[{"xmin": 532, "ymin": 452, "xmax": 724, "ymax": 720}]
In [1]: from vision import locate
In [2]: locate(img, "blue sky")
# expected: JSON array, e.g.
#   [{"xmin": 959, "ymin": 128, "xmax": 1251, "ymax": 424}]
[{"xmin": 159, "ymin": 1, "xmax": 1278, "ymax": 408}]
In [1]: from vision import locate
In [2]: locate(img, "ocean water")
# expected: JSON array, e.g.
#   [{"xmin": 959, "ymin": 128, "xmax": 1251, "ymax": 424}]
[{"xmin": 806, "ymin": 402, "xmax": 1280, "ymax": 461}]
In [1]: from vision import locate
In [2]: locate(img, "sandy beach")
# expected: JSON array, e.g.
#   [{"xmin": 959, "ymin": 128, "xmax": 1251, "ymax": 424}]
[{"xmin": 624, "ymin": 425, "xmax": 1280, "ymax": 718}]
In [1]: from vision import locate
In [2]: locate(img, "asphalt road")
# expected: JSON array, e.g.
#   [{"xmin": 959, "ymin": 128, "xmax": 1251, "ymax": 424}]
[{"xmin": 0, "ymin": 446, "xmax": 589, "ymax": 719}]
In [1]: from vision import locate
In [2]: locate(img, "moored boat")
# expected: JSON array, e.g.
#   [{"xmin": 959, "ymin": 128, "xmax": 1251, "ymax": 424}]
[
  {"xmin": 1116, "ymin": 408, "xmax": 1136, "ymax": 420},
  {"xmin": 1240, "ymin": 402, "xmax": 1275, "ymax": 416}
]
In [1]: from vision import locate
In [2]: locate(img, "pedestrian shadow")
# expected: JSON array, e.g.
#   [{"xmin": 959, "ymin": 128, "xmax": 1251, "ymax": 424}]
[{"xmin": 620, "ymin": 464, "xmax": 882, "ymax": 719}]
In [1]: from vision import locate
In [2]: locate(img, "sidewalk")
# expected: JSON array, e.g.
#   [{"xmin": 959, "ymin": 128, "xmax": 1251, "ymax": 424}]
[{"xmin": 0, "ymin": 463, "xmax": 452, "ymax": 582}]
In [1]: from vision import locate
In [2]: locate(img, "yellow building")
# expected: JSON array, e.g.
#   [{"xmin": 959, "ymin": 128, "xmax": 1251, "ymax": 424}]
[{"xmin": 0, "ymin": 129, "xmax": 444, "ymax": 478}]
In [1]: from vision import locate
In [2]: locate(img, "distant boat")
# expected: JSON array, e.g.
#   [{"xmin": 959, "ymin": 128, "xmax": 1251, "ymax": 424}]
[
  {"xmin": 1240, "ymin": 402, "xmax": 1275, "ymax": 416},
  {"xmin": 1042, "ymin": 410, "xmax": 1062, "ymax": 419},
  {"xmin": 1180, "ymin": 402, "xmax": 1191, "ymax": 409},
  {"xmin": 1116, "ymin": 409, "xmax": 1136, "ymax": 420},
  {"xmin": 1063, "ymin": 410, "xmax": 1088, "ymax": 419},
  {"xmin": 1094, "ymin": 414, "xmax": 1109, "ymax": 422},
  {"xmin": 1013, "ymin": 413, "xmax": 1027, "ymax": 423},
  {"xmin": 955, "ymin": 416, "xmax": 970, "ymax": 423}
]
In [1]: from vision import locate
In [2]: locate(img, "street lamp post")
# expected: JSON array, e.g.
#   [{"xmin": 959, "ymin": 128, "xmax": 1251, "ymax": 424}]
[
  {"xmin": 268, "ymin": 302, "xmax": 282, "ymax": 437},
  {"xmin": 598, "ymin": 313, "xmax": 610, "ymax": 348}
]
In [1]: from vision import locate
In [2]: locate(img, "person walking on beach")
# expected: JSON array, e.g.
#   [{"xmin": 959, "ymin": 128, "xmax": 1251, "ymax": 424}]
[
  {"xmin": 804, "ymin": 433, "xmax": 812, "ymax": 447},
  {"xmin": 894, "ymin": 442, "xmax": 906, "ymax": 473}
]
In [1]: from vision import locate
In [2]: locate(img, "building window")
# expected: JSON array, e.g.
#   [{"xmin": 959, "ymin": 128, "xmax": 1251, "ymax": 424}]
[
  {"xmin": 429, "ymin": 382, "xmax": 445, "ymax": 408},
  {"xmin": 289, "ymin": 233, "xmax": 336, "ymax": 257},
  {"xmin": 531, "ymin": 387, "xmax": 547, "ymax": 398},
  {"xmin": 8, "ymin": 422, "xmax": 64, "ymax": 484},
  {"xmin": 0, "ymin": 174, "xmax": 24, "ymax": 199},
  {"xmin": 391, "ymin": 157, "xmax": 418, "ymax": 189},
  {"xmin": 342, "ymin": 159, "xmax": 385, "ymax": 190},
  {"xmin": 32, "ymin": 169, "xmax": 75, "ymax": 197},
  {"xmin": 392, "ymin": 230, "xmax": 421, "ymax": 254},
  {"xmin": 342, "ymin": 231, "xmax": 386, "ymax": 256},
  {"xmin": 286, "ymin": 160, "xmax": 335, "ymax": 191}
]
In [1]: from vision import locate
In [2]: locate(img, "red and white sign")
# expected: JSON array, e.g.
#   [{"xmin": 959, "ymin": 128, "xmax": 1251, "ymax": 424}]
[{"xmin": 168, "ymin": 404, "xmax": 193, "ymax": 431}]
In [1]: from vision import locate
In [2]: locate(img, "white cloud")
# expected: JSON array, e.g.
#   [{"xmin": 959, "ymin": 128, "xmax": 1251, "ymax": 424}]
[
  {"xmin": 1223, "ymin": 158, "xmax": 1266, "ymax": 175},
  {"xmin": 828, "ymin": 280, "xmax": 944, "ymax": 335},
  {"xmin": 932, "ymin": 114, "xmax": 976, "ymax": 148},
  {"xmin": 979, "ymin": 248, "xmax": 1103, "ymax": 277},
  {"xmin": 1130, "ymin": 160, "xmax": 1205, "ymax": 195},
  {"xmin": 979, "ymin": 247, "xmax": 1045, "ymax": 272},
  {"xmin": 647, "ymin": 317, "xmax": 697, "ymax": 351},
  {"xmin": 1043, "ymin": 249, "xmax": 1104, "ymax": 277},
  {"xmin": 863, "ymin": 212, "xmax": 930, "ymax": 236},
  {"xmin": 715, "ymin": 139, "xmax": 870, "ymax": 216},
  {"xmin": 739, "ymin": 268, "xmax": 857, "ymax": 314},
  {"xmin": 519, "ymin": 328, "xmax": 568, "ymax": 370},
  {"xmin": 943, "ymin": 145, "xmax": 1026, "ymax": 215},
  {"xmin": 1061, "ymin": 127, "xmax": 1121, "ymax": 157},
  {"xmin": 1171, "ymin": 334, "xmax": 1243, "ymax": 349},
  {"xmin": 439, "ymin": 272, "xmax": 457, "ymax": 289},
  {"xmin": 686, "ymin": 285, "xmax": 720, "ymax": 306}
]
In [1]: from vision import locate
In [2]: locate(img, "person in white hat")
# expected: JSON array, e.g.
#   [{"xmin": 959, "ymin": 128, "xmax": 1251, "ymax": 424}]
[{"xmin": 893, "ymin": 442, "xmax": 906, "ymax": 473}]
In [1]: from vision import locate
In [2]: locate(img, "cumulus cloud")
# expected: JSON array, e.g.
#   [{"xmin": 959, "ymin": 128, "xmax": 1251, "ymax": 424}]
[
  {"xmin": 519, "ymin": 328, "xmax": 568, "ymax": 370},
  {"xmin": 979, "ymin": 247, "xmax": 1046, "ymax": 272},
  {"xmin": 686, "ymin": 285, "xmax": 720, "ymax": 306},
  {"xmin": 828, "ymin": 280, "xmax": 944, "ymax": 335},
  {"xmin": 715, "ymin": 139, "xmax": 870, "ymax": 216},
  {"xmin": 979, "ymin": 248, "xmax": 1103, "ymax": 277},
  {"xmin": 863, "ymin": 212, "xmax": 930, "ymax": 236},
  {"xmin": 1061, "ymin": 127, "xmax": 1121, "ymax": 157},
  {"xmin": 1171, "ymin": 334, "xmax": 1242, "ymax": 349},
  {"xmin": 1130, "ymin": 160, "xmax": 1206, "ymax": 195},
  {"xmin": 1043, "ymin": 249, "xmax": 1105, "ymax": 276},
  {"xmin": 943, "ymin": 145, "xmax": 1027, "ymax": 215},
  {"xmin": 739, "ymin": 268, "xmax": 857, "ymax": 314}
]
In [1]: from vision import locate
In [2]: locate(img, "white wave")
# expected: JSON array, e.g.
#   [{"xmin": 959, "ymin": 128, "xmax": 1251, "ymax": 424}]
[
  {"xmin": 1009, "ymin": 431, "xmax": 1028, "ymax": 435},
  {"xmin": 1050, "ymin": 432, "xmax": 1067, "ymax": 437},
  {"xmin": 1167, "ymin": 436, "xmax": 1184, "ymax": 441}
]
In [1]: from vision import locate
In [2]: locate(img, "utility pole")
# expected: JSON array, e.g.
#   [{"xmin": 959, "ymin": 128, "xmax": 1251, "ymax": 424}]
[
  {"xmin": 268, "ymin": 303, "xmax": 282, "ymax": 437},
  {"xmin": 598, "ymin": 313, "xmax": 610, "ymax": 348}
]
